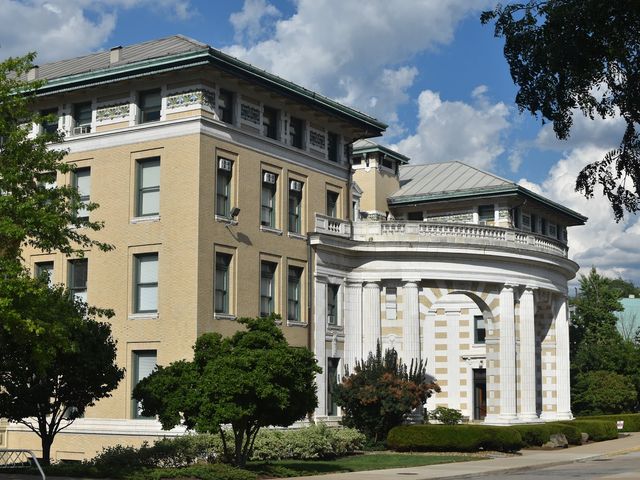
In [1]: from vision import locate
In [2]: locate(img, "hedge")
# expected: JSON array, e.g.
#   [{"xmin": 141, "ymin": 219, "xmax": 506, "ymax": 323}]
[
  {"xmin": 126, "ymin": 464, "xmax": 257, "ymax": 480},
  {"xmin": 509, "ymin": 423, "xmax": 580, "ymax": 447},
  {"xmin": 387, "ymin": 425, "xmax": 524, "ymax": 453},
  {"xmin": 557, "ymin": 420, "xmax": 618, "ymax": 442},
  {"xmin": 580, "ymin": 413, "xmax": 640, "ymax": 432}
]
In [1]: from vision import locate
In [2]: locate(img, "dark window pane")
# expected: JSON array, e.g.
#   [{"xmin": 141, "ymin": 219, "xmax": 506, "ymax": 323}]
[{"xmin": 139, "ymin": 89, "xmax": 161, "ymax": 123}]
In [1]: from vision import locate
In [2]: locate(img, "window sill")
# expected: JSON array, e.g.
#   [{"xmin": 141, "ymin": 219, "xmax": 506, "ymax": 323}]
[
  {"xmin": 260, "ymin": 225, "xmax": 283, "ymax": 236},
  {"xmin": 128, "ymin": 313, "xmax": 159, "ymax": 320},
  {"xmin": 215, "ymin": 215, "xmax": 238, "ymax": 226},
  {"xmin": 287, "ymin": 232, "xmax": 307, "ymax": 241},
  {"xmin": 214, "ymin": 313, "xmax": 237, "ymax": 321},
  {"xmin": 327, "ymin": 324, "xmax": 343, "ymax": 332},
  {"xmin": 131, "ymin": 215, "xmax": 160, "ymax": 224},
  {"xmin": 286, "ymin": 320, "xmax": 308, "ymax": 328}
]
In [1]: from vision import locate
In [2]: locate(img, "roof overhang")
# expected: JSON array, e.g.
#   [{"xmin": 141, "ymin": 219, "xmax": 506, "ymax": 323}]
[
  {"xmin": 352, "ymin": 142, "xmax": 410, "ymax": 164},
  {"xmin": 29, "ymin": 48, "xmax": 387, "ymax": 137},
  {"xmin": 388, "ymin": 185, "xmax": 588, "ymax": 225}
]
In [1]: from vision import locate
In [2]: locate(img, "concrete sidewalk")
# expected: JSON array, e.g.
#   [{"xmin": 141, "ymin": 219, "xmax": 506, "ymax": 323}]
[{"xmin": 287, "ymin": 432, "xmax": 640, "ymax": 480}]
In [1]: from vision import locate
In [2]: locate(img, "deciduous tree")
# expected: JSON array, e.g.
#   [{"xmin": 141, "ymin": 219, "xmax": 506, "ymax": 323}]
[
  {"xmin": 0, "ymin": 273, "xmax": 124, "ymax": 465},
  {"xmin": 482, "ymin": 1, "xmax": 640, "ymax": 220},
  {"xmin": 133, "ymin": 316, "xmax": 321, "ymax": 467}
]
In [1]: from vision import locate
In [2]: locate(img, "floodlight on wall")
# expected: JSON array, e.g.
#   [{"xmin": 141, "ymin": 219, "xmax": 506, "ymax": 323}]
[{"xmin": 230, "ymin": 207, "xmax": 241, "ymax": 218}]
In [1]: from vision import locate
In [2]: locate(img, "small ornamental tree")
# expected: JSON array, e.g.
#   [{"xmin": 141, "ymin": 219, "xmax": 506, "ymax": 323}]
[
  {"xmin": 572, "ymin": 370, "xmax": 637, "ymax": 415},
  {"xmin": 0, "ymin": 273, "xmax": 124, "ymax": 465},
  {"xmin": 334, "ymin": 344, "xmax": 440, "ymax": 442},
  {"xmin": 133, "ymin": 316, "xmax": 321, "ymax": 467}
]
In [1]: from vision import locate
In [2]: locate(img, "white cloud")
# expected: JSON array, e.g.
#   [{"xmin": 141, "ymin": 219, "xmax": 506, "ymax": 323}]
[
  {"xmin": 225, "ymin": 0, "xmax": 493, "ymax": 138},
  {"xmin": 0, "ymin": 0, "xmax": 195, "ymax": 63},
  {"xmin": 391, "ymin": 86, "xmax": 511, "ymax": 168},
  {"xmin": 230, "ymin": 0, "xmax": 281, "ymax": 44},
  {"xmin": 519, "ymin": 145, "xmax": 640, "ymax": 286}
]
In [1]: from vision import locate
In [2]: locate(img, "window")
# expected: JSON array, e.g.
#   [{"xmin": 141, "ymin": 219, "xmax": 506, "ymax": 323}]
[
  {"xmin": 218, "ymin": 89, "xmax": 234, "ymax": 124},
  {"xmin": 326, "ymin": 190, "xmax": 339, "ymax": 217},
  {"xmin": 139, "ymin": 89, "xmax": 161, "ymax": 123},
  {"xmin": 216, "ymin": 158, "xmax": 233, "ymax": 217},
  {"xmin": 540, "ymin": 217, "xmax": 548, "ymax": 235},
  {"xmin": 474, "ymin": 315, "xmax": 486, "ymax": 344},
  {"xmin": 408, "ymin": 211, "xmax": 423, "ymax": 221},
  {"xmin": 327, "ymin": 284, "xmax": 339, "ymax": 326},
  {"xmin": 530, "ymin": 214, "xmax": 538, "ymax": 233},
  {"xmin": 386, "ymin": 287, "xmax": 397, "ymax": 320},
  {"xmin": 382, "ymin": 157, "xmax": 394, "ymax": 170},
  {"xmin": 512, "ymin": 207, "xmax": 521, "ymax": 228},
  {"xmin": 351, "ymin": 157, "xmax": 362, "ymax": 166},
  {"xmin": 522, "ymin": 214, "xmax": 531, "ymax": 229},
  {"xmin": 288, "ymin": 180, "xmax": 303, "ymax": 233},
  {"xmin": 215, "ymin": 253, "xmax": 232, "ymax": 314},
  {"xmin": 287, "ymin": 266, "xmax": 303, "ymax": 322},
  {"xmin": 136, "ymin": 158, "xmax": 160, "ymax": 217},
  {"xmin": 261, "ymin": 172, "xmax": 277, "ymax": 227},
  {"xmin": 289, "ymin": 116, "xmax": 304, "ymax": 148},
  {"xmin": 73, "ymin": 167, "xmax": 91, "ymax": 221},
  {"xmin": 549, "ymin": 223, "xmax": 557, "ymax": 238},
  {"xmin": 260, "ymin": 261, "xmax": 276, "ymax": 317},
  {"xmin": 134, "ymin": 253, "xmax": 158, "ymax": 314},
  {"xmin": 37, "ymin": 171, "xmax": 56, "ymax": 190},
  {"xmin": 327, "ymin": 132, "xmax": 339, "ymax": 162},
  {"xmin": 68, "ymin": 259, "xmax": 88, "ymax": 303},
  {"xmin": 73, "ymin": 102, "xmax": 92, "ymax": 134},
  {"xmin": 478, "ymin": 205, "xmax": 494, "ymax": 224},
  {"xmin": 262, "ymin": 106, "xmax": 278, "ymax": 139},
  {"xmin": 327, "ymin": 357, "xmax": 340, "ymax": 416},
  {"xmin": 35, "ymin": 261, "xmax": 54, "ymax": 286},
  {"xmin": 132, "ymin": 350, "xmax": 157, "ymax": 418},
  {"xmin": 40, "ymin": 107, "xmax": 58, "ymax": 135}
]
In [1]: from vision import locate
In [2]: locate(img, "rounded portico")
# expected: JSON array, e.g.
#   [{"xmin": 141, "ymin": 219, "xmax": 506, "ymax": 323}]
[{"xmin": 311, "ymin": 146, "xmax": 585, "ymax": 424}]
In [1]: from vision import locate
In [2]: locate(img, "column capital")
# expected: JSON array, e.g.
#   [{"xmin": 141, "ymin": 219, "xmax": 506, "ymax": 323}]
[
  {"xmin": 314, "ymin": 274, "xmax": 329, "ymax": 284},
  {"xmin": 523, "ymin": 284, "xmax": 539, "ymax": 292},
  {"xmin": 363, "ymin": 281, "xmax": 381, "ymax": 289},
  {"xmin": 402, "ymin": 279, "xmax": 420, "ymax": 287},
  {"xmin": 502, "ymin": 283, "xmax": 517, "ymax": 291},
  {"xmin": 345, "ymin": 279, "xmax": 363, "ymax": 287}
]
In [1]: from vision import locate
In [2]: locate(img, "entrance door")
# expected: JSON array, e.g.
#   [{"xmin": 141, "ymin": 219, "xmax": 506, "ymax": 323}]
[{"xmin": 473, "ymin": 368, "xmax": 487, "ymax": 421}]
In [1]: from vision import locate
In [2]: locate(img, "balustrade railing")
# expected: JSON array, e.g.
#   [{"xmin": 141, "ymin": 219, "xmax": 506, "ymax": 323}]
[{"xmin": 314, "ymin": 215, "xmax": 568, "ymax": 257}]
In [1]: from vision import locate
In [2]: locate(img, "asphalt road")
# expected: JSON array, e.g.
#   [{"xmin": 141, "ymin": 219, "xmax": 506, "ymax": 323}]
[{"xmin": 485, "ymin": 450, "xmax": 640, "ymax": 479}]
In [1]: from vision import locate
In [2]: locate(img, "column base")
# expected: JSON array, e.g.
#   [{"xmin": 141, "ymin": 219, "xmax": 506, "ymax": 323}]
[
  {"xmin": 555, "ymin": 411, "xmax": 574, "ymax": 421},
  {"xmin": 518, "ymin": 413, "xmax": 541, "ymax": 422},
  {"xmin": 484, "ymin": 414, "xmax": 519, "ymax": 425},
  {"xmin": 539, "ymin": 411, "xmax": 558, "ymax": 421}
]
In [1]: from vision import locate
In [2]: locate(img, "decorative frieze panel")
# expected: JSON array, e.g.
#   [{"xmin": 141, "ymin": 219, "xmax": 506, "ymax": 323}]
[
  {"xmin": 309, "ymin": 128, "xmax": 326, "ymax": 152},
  {"xmin": 240, "ymin": 101, "xmax": 260, "ymax": 126},
  {"xmin": 96, "ymin": 102, "xmax": 130, "ymax": 123},
  {"xmin": 426, "ymin": 212, "xmax": 474, "ymax": 223},
  {"xmin": 166, "ymin": 89, "xmax": 215, "ymax": 111}
]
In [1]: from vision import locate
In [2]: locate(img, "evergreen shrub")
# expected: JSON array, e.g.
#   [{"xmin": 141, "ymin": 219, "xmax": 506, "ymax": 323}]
[
  {"xmin": 559, "ymin": 420, "xmax": 618, "ymax": 441},
  {"xmin": 580, "ymin": 413, "xmax": 640, "ymax": 432},
  {"xmin": 387, "ymin": 425, "xmax": 524, "ymax": 453}
]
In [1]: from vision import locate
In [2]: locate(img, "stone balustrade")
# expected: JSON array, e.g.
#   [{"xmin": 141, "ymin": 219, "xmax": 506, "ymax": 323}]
[{"xmin": 314, "ymin": 215, "xmax": 568, "ymax": 257}]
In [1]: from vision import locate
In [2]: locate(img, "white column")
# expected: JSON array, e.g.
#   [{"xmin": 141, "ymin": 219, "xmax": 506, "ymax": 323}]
[
  {"xmin": 519, "ymin": 286, "xmax": 538, "ymax": 421},
  {"xmin": 314, "ymin": 278, "xmax": 327, "ymax": 417},
  {"xmin": 344, "ymin": 280, "xmax": 362, "ymax": 371},
  {"xmin": 403, "ymin": 281, "xmax": 421, "ymax": 366},
  {"xmin": 362, "ymin": 282, "xmax": 381, "ymax": 357},
  {"xmin": 555, "ymin": 295, "xmax": 573, "ymax": 420},
  {"xmin": 499, "ymin": 284, "xmax": 517, "ymax": 421}
]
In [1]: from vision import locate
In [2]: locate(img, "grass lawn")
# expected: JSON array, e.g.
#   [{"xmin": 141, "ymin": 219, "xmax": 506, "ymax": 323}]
[{"xmin": 248, "ymin": 453, "xmax": 483, "ymax": 477}]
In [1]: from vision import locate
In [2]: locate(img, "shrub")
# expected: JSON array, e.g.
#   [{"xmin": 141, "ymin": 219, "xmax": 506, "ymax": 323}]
[
  {"xmin": 92, "ymin": 444, "xmax": 153, "ymax": 471},
  {"xmin": 427, "ymin": 406, "xmax": 464, "ymax": 425},
  {"xmin": 250, "ymin": 424, "xmax": 365, "ymax": 461},
  {"xmin": 580, "ymin": 413, "xmax": 640, "ymax": 432},
  {"xmin": 545, "ymin": 423, "xmax": 582, "ymax": 445},
  {"xmin": 387, "ymin": 425, "xmax": 524, "ymax": 453},
  {"xmin": 561, "ymin": 419, "xmax": 618, "ymax": 442},
  {"xmin": 127, "ymin": 464, "xmax": 257, "ymax": 480},
  {"xmin": 334, "ymin": 344, "xmax": 439, "ymax": 442},
  {"xmin": 143, "ymin": 434, "xmax": 221, "ymax": 467}
]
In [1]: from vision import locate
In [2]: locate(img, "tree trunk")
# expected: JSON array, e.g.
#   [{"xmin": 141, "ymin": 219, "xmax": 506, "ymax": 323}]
[{"xmin": 41, "ymin": 435, "xmax": 53, "ymax": 466}]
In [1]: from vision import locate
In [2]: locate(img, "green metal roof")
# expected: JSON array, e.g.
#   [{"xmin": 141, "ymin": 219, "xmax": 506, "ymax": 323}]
[
  {"xmin": 388, "ymin": 162, "xmax": 587, "ymax": 225},
  {"xmin": 28, "ymin": 35, "xmax": 387, "ymax": 136}
]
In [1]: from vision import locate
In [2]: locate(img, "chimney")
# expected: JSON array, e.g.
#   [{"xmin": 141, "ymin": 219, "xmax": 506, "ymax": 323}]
[
  {"xmin": 110, "ymin": 46, "xmax": 122, "ymax": 64},
  {"xmin": 27, "ymin": 66, "xmax": 39, "ymax": 81}
]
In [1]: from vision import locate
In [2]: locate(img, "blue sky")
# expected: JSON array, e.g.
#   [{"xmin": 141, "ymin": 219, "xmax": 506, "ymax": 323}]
[{"xmin": 1, "ymin": 0, "xmax": 638, "ymax": 285}]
